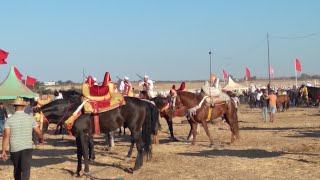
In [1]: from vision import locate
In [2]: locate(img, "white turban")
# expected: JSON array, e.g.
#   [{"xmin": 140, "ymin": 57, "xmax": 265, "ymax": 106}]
[
  {"xmin": 93, "ymin": 77, "xmax": 97, "ymax": 81},
  {"xmin": 124, "ymin": 76, "xmax": 129, "ymax": 80}
]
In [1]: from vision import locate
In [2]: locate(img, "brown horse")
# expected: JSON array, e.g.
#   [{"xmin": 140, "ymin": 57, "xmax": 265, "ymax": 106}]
[
  {"xmin": 276, "ymin": 95, "xmax": 290, "ymax": 112},
  {"xmin": 174, "ymin": 91, "xmax": 239, "ymax": 145},
  {"xmin": 139, "ymin": 90, "xmax": 197, "ymax": 141}
]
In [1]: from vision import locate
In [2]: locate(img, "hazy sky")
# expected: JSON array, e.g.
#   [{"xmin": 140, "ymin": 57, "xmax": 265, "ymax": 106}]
[{"xmin": 0, "ymin": 1, "xmax": 319, "ymax": 82}]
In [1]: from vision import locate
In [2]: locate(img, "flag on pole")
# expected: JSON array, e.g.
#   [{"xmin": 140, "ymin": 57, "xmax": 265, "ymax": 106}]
[
  {"xmin": 295, "ymin": 58, "xmax": 302, "ymax": 72},
  {"xmin": 269, "ymin": 65, "xmax": 274, "ymax": 77},
  {"xmin": 222, "ymin": 69, "xmax": 228, "ymax": 79},
  {"xmin": 14, "ymin": 67, "xmax": 23, "ymax": 80},
  {"xmin": 0, "ymin": 49, "xmax": 9, "ymax": 64},
  {"xmin": 26, "ymin": 76, "xmax": 37, "ymax": 86},
  {"xmin": 245, "ymin": 67, "xmax": 251, "ymax": 79}
]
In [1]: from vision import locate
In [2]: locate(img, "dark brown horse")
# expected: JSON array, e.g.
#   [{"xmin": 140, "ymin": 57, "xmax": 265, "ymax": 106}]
[
  {"xmin": 276, "ymin": 95, "xmax": 290, "ymax": 112},
  {"xmin": 174, "ymin": 91, "xmax": 240, "ymax": 146}
]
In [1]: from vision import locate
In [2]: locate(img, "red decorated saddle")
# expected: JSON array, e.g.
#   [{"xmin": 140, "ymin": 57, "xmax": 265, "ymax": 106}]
[{"xmin": 82, "ymin": 72, "xmax": 125, "ymax": 134}]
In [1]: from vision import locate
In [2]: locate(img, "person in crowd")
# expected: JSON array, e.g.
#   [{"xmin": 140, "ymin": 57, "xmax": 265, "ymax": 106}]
[
  {"xmin": 1, "ymin": 97, "xmax": 43, "ymax": 180},
  {"xmin": 119, "ymin": 76, "xmax": 132, "ymax": 96},
  {"xmin": 139, "ymin": 75, "xmax": 155, "ymax": 98},
  {"xmin": 265, "ymin": 90, "xmax": 277, "ymax": 123}
]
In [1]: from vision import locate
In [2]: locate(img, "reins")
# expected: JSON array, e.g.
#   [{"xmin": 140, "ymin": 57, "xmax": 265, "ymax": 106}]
[{"xmin": 42, "ymin": 101, "xmax": 75, "ymax": 136}]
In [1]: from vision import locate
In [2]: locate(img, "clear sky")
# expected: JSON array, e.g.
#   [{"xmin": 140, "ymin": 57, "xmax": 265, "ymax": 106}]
[{"xmin": 0, "ymin": 1, "xmax": 319, "ymax": 82}]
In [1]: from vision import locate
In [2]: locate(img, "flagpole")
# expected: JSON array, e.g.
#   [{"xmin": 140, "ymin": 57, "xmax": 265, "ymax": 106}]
[
  {"xmin": 295, "ymin": 59, "xmax": 298, "ymax": 88},
  {"xmin": 209, "ymin": 50, "xmax": 212, "ymax": 86},
  {"xmin": 267, "ymin": 32, "xmax": 271, "ymax": 93}
]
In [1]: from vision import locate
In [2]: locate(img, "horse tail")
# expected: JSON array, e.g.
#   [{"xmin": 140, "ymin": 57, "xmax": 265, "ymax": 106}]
[{"xmin": 142, "ymin": 102, "xmax": 159, "ymax": 160}]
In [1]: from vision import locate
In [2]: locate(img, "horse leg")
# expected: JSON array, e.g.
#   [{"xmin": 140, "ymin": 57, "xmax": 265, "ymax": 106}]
[
  {"xmin": 88, "ymin": 136, "xmax": 95, "ymax": 161},
  {"xmin": 133, "ymin": 131, "xmax": 144, "ymax": 170},
  {"xmin": 126, "ymin": 135, "xmax": 135, "ymax": 159},
  {"xmin": 201, "ymin": 120, "xmax": 214, "ymax": 146},
  {"xmin": 75, "ymin": 136, "xmax": 83, "ymax": 176},
  {"xmin": 191, "ymin": 122, "xmax": 198, "ymax": 145},
  {"xmin": 186, "ymin": 117, "xmax": 193, "ymax": 140},
  {"xmin": 165, "ymin": 116, "xmax": 177, "ymax": 142},
  {"xmin": 118, "ymin": 127, "xmax": 122, "ymax": 136},
  {"xmin": 80, "ymin": 133, "xmax": 90, "ymax": 173},
  {"xmin": 106, "ymin": 131, "xmax": 115, "ymax": 148},
  {"xmin": 223, "ymin": 113, "xmax": 237, "ymax": 143}
]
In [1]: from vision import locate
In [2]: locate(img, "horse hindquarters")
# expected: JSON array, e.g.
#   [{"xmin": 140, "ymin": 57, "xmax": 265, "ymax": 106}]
[{"xmin": 224, "ymin": 101, "xmax": 240, "ymax": 142}]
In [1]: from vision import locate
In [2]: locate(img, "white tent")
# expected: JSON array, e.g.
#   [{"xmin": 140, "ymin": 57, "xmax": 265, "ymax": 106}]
[{"xmin": 222, "ymin": 76, "xmax": 248, "ymax": 92}]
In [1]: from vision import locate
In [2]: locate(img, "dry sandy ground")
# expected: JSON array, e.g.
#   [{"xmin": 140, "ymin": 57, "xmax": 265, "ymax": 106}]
[{"xmin": 1, "ymin": 105, "xmax": 320, "ymax": 180}]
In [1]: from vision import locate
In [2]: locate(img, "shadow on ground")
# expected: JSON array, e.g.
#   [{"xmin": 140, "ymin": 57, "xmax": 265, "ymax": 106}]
[{"xmin": 177, "ymin": 149, "xmax": 285, "ymax": 159}]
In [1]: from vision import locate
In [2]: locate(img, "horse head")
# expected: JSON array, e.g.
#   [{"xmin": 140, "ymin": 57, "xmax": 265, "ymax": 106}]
[{"xmin": 139, "ymin": 90, "xmax": 150, "ymax": 99}]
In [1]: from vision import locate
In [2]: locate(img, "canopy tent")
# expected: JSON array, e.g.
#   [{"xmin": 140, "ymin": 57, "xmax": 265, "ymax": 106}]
[
  {"xmin": 222, "ymin": 76, "xmax": 248, "ymax": 92},
  {"xmin": 0, "ymin": 66, "xmax": 38, "ymax": 99}
]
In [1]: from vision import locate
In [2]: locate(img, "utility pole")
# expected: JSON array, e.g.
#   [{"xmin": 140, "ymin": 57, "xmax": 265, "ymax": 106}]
[
  {"xmin": 209, "ymin": 50, "xmax": 212, "ymax": 86},
  {"xmin": 267, "ymin": 33, "xmax": 271, "ymax": 93}
]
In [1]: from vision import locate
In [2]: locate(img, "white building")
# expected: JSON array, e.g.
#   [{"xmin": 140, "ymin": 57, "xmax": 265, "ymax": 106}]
[{"xmin": 44, "ymin": 81, "xmax": 56, "ymax": 86}]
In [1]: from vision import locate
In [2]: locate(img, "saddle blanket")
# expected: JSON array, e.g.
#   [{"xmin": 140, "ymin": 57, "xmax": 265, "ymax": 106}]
[
  {"xmin": 205, "ymin": 92, "xmax": 231, "ymax": 106},
  {"xmin": 83, "ymin": 93, "xmax": 125, "ymax": 114}
]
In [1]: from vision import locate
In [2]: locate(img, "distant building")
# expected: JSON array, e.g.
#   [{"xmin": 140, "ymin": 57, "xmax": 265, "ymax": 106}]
[{"xmin": 44, "ymin": 81, "xmax": 56, "ymax": 86}]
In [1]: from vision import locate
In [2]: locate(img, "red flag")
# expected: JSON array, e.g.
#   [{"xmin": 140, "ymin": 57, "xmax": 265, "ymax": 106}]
[
  {"xmin": 26, "ymin": 76, "xmax": 37, "ymax": 86},
  {"xmin": 295, "ymin": 58, "xmax": 301, "ymax": 72},
  {"xmin": 222, "ymin": 69, "xmax": 228, "ymax": 79},
  {"xmin": 14, "ymin": 67, "xmax": 23, "ymax": 80},
  {"xmin": 0, "ymin": 49, "xmax": 9, "ymax": 64},
  {"xmin": 245, "ymin": 67, "xmax": 251, "ymax": 79}
]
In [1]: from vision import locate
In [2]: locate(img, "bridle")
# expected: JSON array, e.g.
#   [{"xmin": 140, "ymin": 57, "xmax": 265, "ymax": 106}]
[{"xmin": 39, "ymin": 101, "xmax": 74, "ymax": 135}]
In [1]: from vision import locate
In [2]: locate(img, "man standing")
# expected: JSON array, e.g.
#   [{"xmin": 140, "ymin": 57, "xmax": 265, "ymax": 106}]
[
  {"xmin": 1, "ymin": 97, "xmax": 43, "ymax": 180},
  {"xmin": 266, "ymin": 90, "xmax": 277, "ymax": 123},
  {"xmin": 260, "ymin": 93, "xmax": 269, "ymax": 122},
  {"xmin": 0, "ymin": 102, "xmax": 8, "ymax": 135},
  {"xmin": 139, "ymin": 75, "xmax": 155, "ymax": 98}
]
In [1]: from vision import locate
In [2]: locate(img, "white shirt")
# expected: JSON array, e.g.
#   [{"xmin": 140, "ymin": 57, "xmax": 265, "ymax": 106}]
[
  {"xmin": 119, "ymin": 81, "xmax": 131, "ymax": 92},
  {"xmin": 139, "ymin": 79, "xmax": 154, "ymax": 91},
  {"xmin": 257, "ymin": 92, "xmax": 263, "ymax": 101}
]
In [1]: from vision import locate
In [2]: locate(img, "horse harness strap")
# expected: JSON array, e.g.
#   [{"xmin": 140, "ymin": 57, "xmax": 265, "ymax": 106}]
[
  {"xmin": 207, "ymin": 107, "xmax": 213, "ymax": 121},
  {"xmin": 187, "ymin": 96, "xmax": 209, "ymax": 117}
]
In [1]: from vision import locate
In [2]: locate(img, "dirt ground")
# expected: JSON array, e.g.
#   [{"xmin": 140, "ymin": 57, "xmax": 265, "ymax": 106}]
[{"xmin": 1, "ymin": 105, "xmax": 320, "ymax": 180}]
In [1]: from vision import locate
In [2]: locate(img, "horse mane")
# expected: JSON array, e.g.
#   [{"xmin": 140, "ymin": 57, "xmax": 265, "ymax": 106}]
[{"xmin": 60, "ymin": 90, "xmax": 82, "ymax": 102}]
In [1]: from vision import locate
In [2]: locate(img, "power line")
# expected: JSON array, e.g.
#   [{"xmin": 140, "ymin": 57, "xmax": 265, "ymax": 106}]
[{"xmin": 271, "ymin": 31, "xmax": 320, "ymax": 39}]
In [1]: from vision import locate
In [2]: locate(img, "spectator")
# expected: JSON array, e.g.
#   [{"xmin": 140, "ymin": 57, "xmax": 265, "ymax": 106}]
[{"xmin": 1, "ymin": 97, "xmax": 43, "ymax": 180}]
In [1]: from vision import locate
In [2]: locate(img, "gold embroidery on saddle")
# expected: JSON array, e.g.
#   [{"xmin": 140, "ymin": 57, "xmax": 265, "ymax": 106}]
[
  {"xmin": 36, "ymin": 96, "xmax": 52, "ymax": 107},
  {"xmin": 82, "ymin": 79, "xmax": 126, "ymax": 114},
  {"xmin": 34, "ymin": 112, "xmax": 48, "ymax": 130},
  {"xmin": 64, "ymin": 111, "xmax": 82, "ymax": 135}
]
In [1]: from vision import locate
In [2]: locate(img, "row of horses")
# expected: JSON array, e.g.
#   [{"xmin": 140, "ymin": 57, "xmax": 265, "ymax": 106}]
[{"xmin": 31, "ymin": 89, "xmax": 239, "ymax": 176}]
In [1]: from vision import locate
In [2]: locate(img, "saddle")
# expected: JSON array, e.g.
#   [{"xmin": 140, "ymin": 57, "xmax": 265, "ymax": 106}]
[
  {"xmin": 201, "ymin": 81, "xmax": 230, "ymax": 106},
  {"xmin": 82, "ymin": 72, "xmax": 125, "ymax": 134},
  {"xmin": 36, "ymin": 95, "xmax": 52, "ymax": 107}
]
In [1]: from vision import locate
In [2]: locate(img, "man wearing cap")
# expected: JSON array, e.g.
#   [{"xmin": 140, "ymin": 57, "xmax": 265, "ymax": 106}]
[
  {"xmin": 119, "ymin": 76, "xmax": 132, "ymax": 96},
  {"xmin": 1, "ymin": 97, "xmax": 43, "ymax": 180},
  {"xmin": 139, "ymin": 75, "xmax": 155, "ymax": 98}
]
